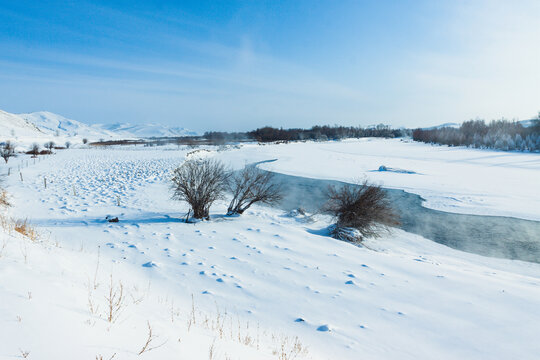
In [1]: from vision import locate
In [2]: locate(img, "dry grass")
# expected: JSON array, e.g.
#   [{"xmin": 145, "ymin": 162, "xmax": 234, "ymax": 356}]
[
  {"xmin": 273, "ymin": 336, "xmax": 308, "ymax": 360},
  {"xmin": 14, "ymin": 219, "xmax": 38, "ymax": 242},
  {"xmin": 0, "ymin": 190, "xmax": 9, "ymax": 207},
  {"xmin": 95, "ymin": 354, "xmax": 116, "ymax": 360},
  {"xmin": 138, "ymin": 321, "xmax": 166, "ymax": 355},
  {"xmin": 19, "ymin": 349, "xmax": 30, "ymax": 358}
]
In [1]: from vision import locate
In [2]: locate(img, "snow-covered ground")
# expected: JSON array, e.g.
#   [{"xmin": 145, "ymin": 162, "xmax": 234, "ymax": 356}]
[
  {"xmin": 1, "ymin": 141, "xmax": 539, "ymax": 359},
  {"xmin": 213, "ymin": 139, "xmax": 540, "ymax": 221}
]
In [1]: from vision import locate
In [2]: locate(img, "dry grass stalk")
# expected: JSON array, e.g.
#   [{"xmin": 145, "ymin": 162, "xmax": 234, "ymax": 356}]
[
  {"xmin": 0, "ymin": 190, "xmax": 10, "ymax": 207},
  {"xmin": 19, "ymin": 349, "xmax": 30, "ymax": 358},
  {"xmin": 138, "ymin": 321, "xmax": 166, "ymax": 355},
  {"xmin": 95, "ymin": 354, "xmax": 116, "ymax": 360},
  {"xmin": 274, "ymin": 336, "xmax": 308, "ymax": 360},
  {"xmin": 105, "ymin": 275, "xmax": 125, "ymax": 323}
]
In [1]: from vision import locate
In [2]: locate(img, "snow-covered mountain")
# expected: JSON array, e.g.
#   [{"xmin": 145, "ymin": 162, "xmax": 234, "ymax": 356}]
[
  {"xmin": 99, "ymin": 122, "xmax": 197, "ymax": 138},
  {"xmin": 422, "ymin": 122, "xmax": 460, "ymax": 130},
  {"xmin": 0, "ymin": 109, "xmax": 196, "ymax": 143},
  {"xmin": 0, "ymin": 110, "xmax": 44, "ymax": 138},
  {"xmin": 519, "ymin": 119, "xmax": 539, "ymax": 128}
]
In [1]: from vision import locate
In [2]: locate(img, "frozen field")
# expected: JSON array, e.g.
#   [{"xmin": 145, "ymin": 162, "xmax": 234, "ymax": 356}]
[{"xmin": 1, "ymin": 140, "xmax": 540, "ymax": 359}]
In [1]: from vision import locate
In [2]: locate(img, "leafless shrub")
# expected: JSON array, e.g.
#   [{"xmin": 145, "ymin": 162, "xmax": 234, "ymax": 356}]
[
  {"xmin": 44, "ymin": 141, "xmax": 55, "ymax": 153},
  {"xmin": 323, "ymin": 181, "xmax": 399, "ymax": 242},
  {"xmin": 1, "ymin": 141, "xmax": 15, "ymax": 163},
  {"xmin": 65, "ymin": 141, "xmax": 71, "ymax": 149},
  {"xmin": 227, "ymin": 167, "xmax": 283, "ymax": 215},
  {"xmin": 171, "ymin": 158, "xmax": 229, "ymax": 220},
  {"xmin": 28, "ymin": 143, "xmax": 40, "ymax": 156}
]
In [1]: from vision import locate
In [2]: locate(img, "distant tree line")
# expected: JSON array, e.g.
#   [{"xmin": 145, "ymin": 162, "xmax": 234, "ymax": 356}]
[
  {"xmin": 204, "ymin": 124, "xmax": 408, "ymax": 143},
  {"xmin": 413, "ymin": 119, "xmax": 540, "ymax": 152}
]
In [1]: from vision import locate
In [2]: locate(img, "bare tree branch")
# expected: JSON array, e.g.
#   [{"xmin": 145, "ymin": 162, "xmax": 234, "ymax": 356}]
[
  {"xmin": 227, "ymin": 166, "xmax": 283, "ymax": 215},
  {"xmin": 322, "ymin": 181, "xmax": 399, "ymax": 241},
  {"xmin": 171, "ymin": 158, "xmax": 229, "ymax": 220}
]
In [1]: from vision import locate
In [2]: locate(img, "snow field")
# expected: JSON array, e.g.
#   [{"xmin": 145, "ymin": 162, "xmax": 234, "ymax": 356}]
[{"xmin": 0, "ymin": 143, "xmax": 539, "ymax": 359}]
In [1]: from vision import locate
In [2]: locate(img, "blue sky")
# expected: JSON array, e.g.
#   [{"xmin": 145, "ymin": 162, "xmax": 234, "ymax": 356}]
[{"xmin": 0, "ymin": 0, "xmax": 538, "ymax": 132}]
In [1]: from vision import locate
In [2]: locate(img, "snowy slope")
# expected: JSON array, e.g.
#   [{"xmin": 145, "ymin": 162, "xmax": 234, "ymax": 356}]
[
  {"xmin": 1, "ymin": 146, "xmax": 539, "ymax": 359},
  {"xmin": 0, "ymin": 110, "xmax": 44, "ymax": 139}
]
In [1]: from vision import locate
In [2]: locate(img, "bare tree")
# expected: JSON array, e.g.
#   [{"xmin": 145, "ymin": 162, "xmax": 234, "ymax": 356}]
[
  {"xmin": 1, "ymin": 141, "xmax": 15, "ymax": 163},
  {"xmin": 227, "ymin": 166, "xmax": 283, "ymax": 215},
  {"xmin": 29, "ymin": 143, "xmax": 40, "ymax": 156},
  {"xmin": 171, "ymin": 158, "xmax": 229, "ymax": 220},
  {"xmin": 323, "ymin": 181, "xmax": 399, "ymax": 242},
  {"xmin": 44, "ymin": 141, "xmax": 55, "ymax": 153}
]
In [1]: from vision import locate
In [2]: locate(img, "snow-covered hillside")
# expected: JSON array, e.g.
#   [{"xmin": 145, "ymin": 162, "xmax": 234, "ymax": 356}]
[
  {"xmin": 0, "ymin": 109, "xmax": 196, "ymax": 145},
  {"xmin": 0, "ymin": 110, "xmax": 44, "ymax": 139},
  {"xmin": 19, "ymin": 111, "xmax": 119, "ymax": 140}
]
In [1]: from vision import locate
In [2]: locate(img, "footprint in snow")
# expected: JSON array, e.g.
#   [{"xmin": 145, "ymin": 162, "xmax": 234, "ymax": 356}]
[{"xmin": 317, "ymin": 325, "xmax": 330, "ymax": 332}]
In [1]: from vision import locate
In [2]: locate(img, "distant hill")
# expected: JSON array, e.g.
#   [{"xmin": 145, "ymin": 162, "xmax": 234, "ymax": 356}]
[
  {"xmin": 422, "ymin": 123, "xmax": 460, "ymax": 130},
  {"xmin": 99, "ymin": 122, "xmax": 197, "ymax": 138},
  {"xmin": 19, "ymin": 111, "xmax": 118, "ymax": 140},
  {"xmin": 0, "ymin": 110, "xmax": 44, "ymax": 139},
  {"xmin": 0, "ymin": 109, "xmax": 196, "ymax": 144}
]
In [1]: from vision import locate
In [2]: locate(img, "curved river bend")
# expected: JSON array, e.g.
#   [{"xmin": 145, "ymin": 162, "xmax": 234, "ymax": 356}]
[{"xmin": 258, "ymin": 166, "xmax": 540, "ymax": 263}]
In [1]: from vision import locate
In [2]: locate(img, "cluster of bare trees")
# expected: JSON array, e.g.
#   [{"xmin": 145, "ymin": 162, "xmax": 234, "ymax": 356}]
[
  {"xmin": 171, "ymin": 158, "xmax": 398, "ymax": 243},
  {"xmin": 171, "ymin": 159, "xmax": 283, "ymax": 221}
]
